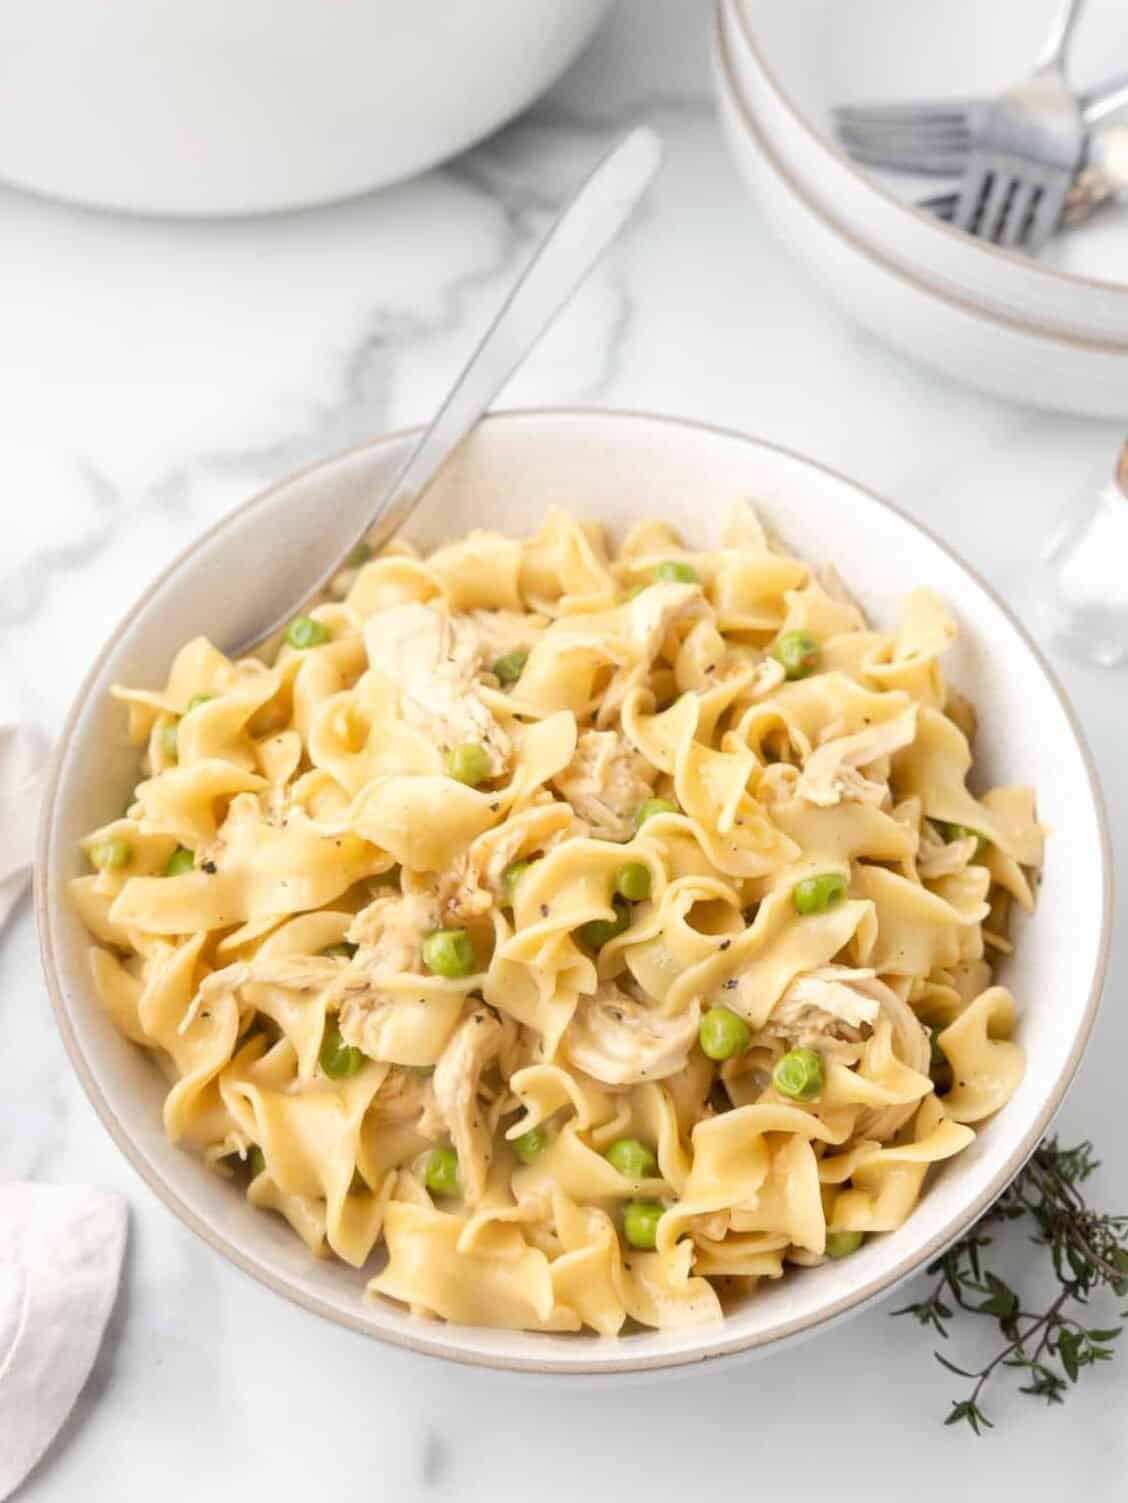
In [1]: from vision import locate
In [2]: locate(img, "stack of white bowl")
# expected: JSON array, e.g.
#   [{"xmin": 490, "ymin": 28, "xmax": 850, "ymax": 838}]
[{"xmin": 714, "ymin": 0, "xmax": 1128, "ymax": 416}]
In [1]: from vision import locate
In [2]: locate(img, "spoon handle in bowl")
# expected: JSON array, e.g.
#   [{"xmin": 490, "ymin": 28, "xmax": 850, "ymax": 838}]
[{"xmin": 232, "ymin": 127, "xmax": 662, "ymax": 657}]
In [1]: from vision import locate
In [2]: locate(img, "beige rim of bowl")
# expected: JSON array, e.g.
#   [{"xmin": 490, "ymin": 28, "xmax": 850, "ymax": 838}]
[
  {"xmin": 36, "ymin": 409, "xmax": 1113, "ymax": 1376},
  {"xmin": 726, "ymin": 0, "xmax": 1128, "ymax": 303},
  {"xmin": 715, "ymin": 8, "xmax": 1128, "ymax": 359}
]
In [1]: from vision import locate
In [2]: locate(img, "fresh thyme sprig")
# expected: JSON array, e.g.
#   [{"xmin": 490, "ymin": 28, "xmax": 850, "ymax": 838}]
[{"xmin": 894, "ymin": 1138, "xmax": 1128, "ymax": 1433}]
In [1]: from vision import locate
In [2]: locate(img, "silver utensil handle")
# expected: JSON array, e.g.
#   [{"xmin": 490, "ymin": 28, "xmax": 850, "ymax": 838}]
[
  {"xmin": 229, "ymin": 127, "xmax": 662, "ymax": 658},
  {"xmin": 362, "ymin": 128, "xmax": 662, "ymax": 558},
  {"xmin": 1082, "ymin": 72, "xmax": 1128, "ymax": 125},
  {"xmin": 1036, "ymin": 0, "xmax": 1088, "ymax": 73}
]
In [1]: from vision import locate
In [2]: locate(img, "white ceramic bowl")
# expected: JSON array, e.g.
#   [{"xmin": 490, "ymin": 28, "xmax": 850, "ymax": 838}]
[
  {"xmin": 0, "ymin": 0, "xmax": 611, "ymax": 216},
  {"xmin": 715, "ymin": 8, "xmax": 1128, "ymax": 419},
  {"xmin": 38, "ymin": 410, "xmax": 1110, "ymax": 1375},
  {"xmin": 725, "ymin": 0, "xmax": 1128, "ymax": 345}
]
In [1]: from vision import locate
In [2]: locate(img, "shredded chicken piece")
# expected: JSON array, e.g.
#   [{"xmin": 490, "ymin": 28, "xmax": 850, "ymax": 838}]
[
  {"xmin": 626, "ymin": 580, "xmax": 704, "ymax": 661},
  {"xmin": 754, "ymin": 966, "xmax": 885, "ymax": 1061},
  {"xmin": 347, "ymin": 890, "xmax": 441, "ymax": 971},
  {"xmin": 748, "ymin": 656, "xmax": 787, "ymax": 699},
  {"xmin": 363, "ymin": 602, "xmax": 510, "ymax": 777},
  {"xmin": 773, "ymin": 968, "xmax": 882, "ymax": 1033},
  {"xmin": 795, "ymin": 705, "xmax": 917, "ymax": 808},
  {"xmin": 917, "ymin": 824, "xmax": 980, "ymax": 879},
  {"xmin": 438, "ymin": 852, "xmax": 496, "ymax": 923},
  {"xmin": 336, "ymin": 890, "xmax": 447, "ymax": 1056},
  {"xmin": 457, "ymin": 608, "xmax": 546, "ymax": 662},
  {"xmin": 552, "ymin": 729, "xmax": 656, "ymax": 841},
  {"xmin": 367, "ymin": 1067, "xmax": 443, "ymax": 1138},
  {"xmin": 757, "ymin": 967, "xmax": 931, "ymax": 1138},
  {"xmin": 593, "ymin": 581, "xmax": 707, "ymax": 727},
  {"xmin": 175, "ymin": 963, "xmax": 250, "ymax": 1034},
  {"xmin": 441, "ymin": 834, "xmax": 527, "ymax": 923},
  {"xmin": 563, "ymin": 981, "xmax": 701, "ymax": 1086},
  {"xmin": 178, "ymin": 955, "xmax": 339, "ymax": 1035},
  {"xmin": 436, "ymin": 801, "xmax": 576, "ymax": 922},
  {"xmin": 430, "ymin": 1008, "xmax": 504, "ymax": 1204},
  {"xmin": 756, "ymin": 762, "xmax": 801, "ymax": 806}
]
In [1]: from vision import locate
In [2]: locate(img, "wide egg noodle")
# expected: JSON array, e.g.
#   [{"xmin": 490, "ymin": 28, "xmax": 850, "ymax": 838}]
[{"xmin": 73, "ymin": 498, "xmax": 1038, "ymax": 1335}]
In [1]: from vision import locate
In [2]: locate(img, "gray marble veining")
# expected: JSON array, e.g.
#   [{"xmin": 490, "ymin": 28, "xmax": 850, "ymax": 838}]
[{"xmin": 3, "ymin": 1, "xmax": 1127, "ymax": 1497}]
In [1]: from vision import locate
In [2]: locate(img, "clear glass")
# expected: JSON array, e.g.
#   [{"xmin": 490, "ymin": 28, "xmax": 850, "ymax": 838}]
[{"xmin": 1038, "ymin": 454, "xmax": 1128, "ymax": 668}]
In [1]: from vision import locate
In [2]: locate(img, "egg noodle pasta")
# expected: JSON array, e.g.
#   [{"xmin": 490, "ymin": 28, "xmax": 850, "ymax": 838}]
[{"xmin": 73, "ymin": 501, "xmax": 1042, "ymax": 1334}]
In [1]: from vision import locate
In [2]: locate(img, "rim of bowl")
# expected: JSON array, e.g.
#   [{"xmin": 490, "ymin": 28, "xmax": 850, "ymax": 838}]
[
  {"xmin": 725, "ymin": 0, "xmax": 1128, "ymax": 302},
  {"xmin": 714, "ymin": 9, "xmax": 1128, "ymax": 360},
  {"xmin": 37, "ymin": 407, "xmax": 1113, "ymax": 1375}
]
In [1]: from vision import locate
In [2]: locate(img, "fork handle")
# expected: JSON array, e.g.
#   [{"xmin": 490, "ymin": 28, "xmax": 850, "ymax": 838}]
[
  {"xmin": 1083, "ymin": 71, "xmax": 1128, "ymax": 126},
  {"xmin": 1036, "ymin": 0, "xmax": 1088, "ymax": 73}
]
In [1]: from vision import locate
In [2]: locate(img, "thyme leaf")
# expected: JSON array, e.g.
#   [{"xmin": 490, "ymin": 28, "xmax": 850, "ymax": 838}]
[{"xmin": 893, "ymin": 1138, "xmax": 1128, "ymax": 1431}]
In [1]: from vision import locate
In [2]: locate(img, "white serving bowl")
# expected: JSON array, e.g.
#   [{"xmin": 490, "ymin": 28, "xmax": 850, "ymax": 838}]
[
  {"xmin": 715, "ymin": 7, "xmax": 1128, "ymax": 418},
  {"xmin": 0, "ymin": 0, "xmax": 611, "ymax": 216},
  {"xmin": 38, "ymin": 410, "xmax": 1110, "ymax": 1375},
  {"xmin": 724, "ymin": 0, "xmax": 1128, "ymax": 347}
]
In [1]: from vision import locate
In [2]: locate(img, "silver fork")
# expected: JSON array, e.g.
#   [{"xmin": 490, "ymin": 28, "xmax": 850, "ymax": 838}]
[
  {"xmin": 835, "ymin": 100, "xmax": 979, "ymax": 177},
  {"xmin": 835, "ymin": 73, "xmax": 1128, "ymax": 177},
  {"xmin": 951, "ymin": 0, "xmax": 1088, "ymax": 251}
]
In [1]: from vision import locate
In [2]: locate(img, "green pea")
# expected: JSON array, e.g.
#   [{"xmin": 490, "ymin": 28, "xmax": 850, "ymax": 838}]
[
  {"xmin": 938, "ymin": 821, "xmax": 988, "ymax": 856},
  {"xmin": 699, "ymin": 1006, "xmax": 751, "ymax": 1061},
  {"xmin": 773, "ymin": 629, "xmax": 821, "ymax": 680},
  {"xmin": 422, "ymin": 928, "xmax": 476, "ymax": 978},
  {"xmin": 605, "ymin": 1138, "xmax": 658, "ymax": 1179},
  {"xmin": 90, "ymin": 837, "xmax": 132, "ymax": 871},
  {"xmin": 164, "ymin": 846, "xmax": 195, "ymax": 877},
  {"xmin": 634, "ymin": 797, "xmax": 678, "ymax": 830},
  {"xmin": 503, "ymin": 858, "xmax": 536, "ymax": 905},
  {"xmin": 425, "ymin": 1147, "xmax": 460, "ymax": 1197},
  {"xmin": 286, "ymin": 615, "xmax": 329, "ymax": 649},
  {"xmin": 793, "ymin": 872, "xmax": 848, "ymax": 915},
  {"xmin": 346, "ymin": 540, "xmax": 373, "ymax": 568},
  {"xmin": 623, "ymin": 1200, "xmax": 664, "ymax": 1250},
  {"xmin": 160, "ymin": 721, "xmax": 179, "ymax": 763},
  {"xmin": 319, "ymin": 1017, "xmax": 364, "ymax": 1079},
  {"xmin": 615, "ymin": 861, "xmax": 652, "ymax": 902},
  {"xmin": 825, "ymin": 1229, "xmax": 864, "ymax": 1259},
  {"xmin": 247, "ymin": 1145, "xmax": 266, "ymax": 1179},
  {"xmin": 493, "ymin": 650, "xmax": 528, "ymax": 687},
  {"xmin": 656, "ymin": 559, "xmax": 699, "ymax": 584},
  {"xmin": 446, "ymin": 742, "xmax": 492, "ymax": 787},
  {"xmin": 773, "ymin": 1046, "xmax": 825, "ymax": 1101},
  {"xmin": 512, "ymin": 1124, "xmax": 548, "ymax": 1164},
  {"xmin": 580, "ymin": 895, "xmax": 630, "ymax": 950},
  {"xmin": 186, "ymin": 693, "xmax": 214, "ymax": 712},
  {"xmin": 321, "ymin": 942, "xmax": 358, "ymax": 960}
]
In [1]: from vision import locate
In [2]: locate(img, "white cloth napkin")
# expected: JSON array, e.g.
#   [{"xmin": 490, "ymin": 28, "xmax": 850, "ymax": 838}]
[
  {"xmin": 0, "ymin": 722, "xmax": 130, "ymax": 1499},
  {"xmin": 0, "ymin": 1185, "xmax": 128, "ymax": 1500},
  {"xmin": 0, "ymin": 722, "xmax": 47, "ymax": 926}
]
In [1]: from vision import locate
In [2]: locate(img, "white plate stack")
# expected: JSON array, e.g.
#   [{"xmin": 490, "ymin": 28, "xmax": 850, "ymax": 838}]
[{"xmin": 714, "ymin": 0, "xmax": 1128, "ymax": 416}]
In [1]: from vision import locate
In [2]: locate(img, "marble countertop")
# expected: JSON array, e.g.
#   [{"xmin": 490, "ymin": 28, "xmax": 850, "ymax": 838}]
[{"xmin": 2, "ymin": 1, "xmax": 1126, "ymax": 1496}]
